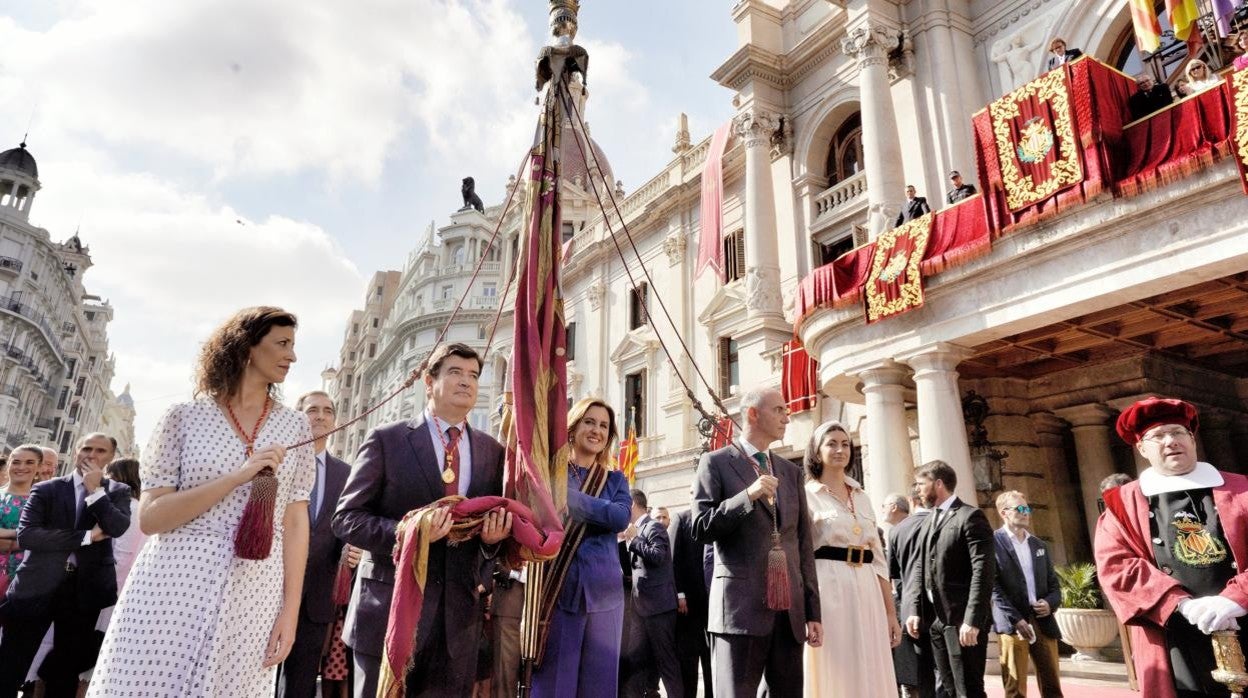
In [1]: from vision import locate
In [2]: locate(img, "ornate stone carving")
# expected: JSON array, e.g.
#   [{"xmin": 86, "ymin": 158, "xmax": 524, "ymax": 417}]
[
  {"xmin": 841, "ymin": 24, "xmax": 902, "ymax": 69},
  {"xmin": 587, "ymin": 279, "xmax": 606, "ymax": 311},
  {"xmin": 769, "ymin": 116, "xmax": 793, "ymax": 161},
  {"xmin": 663, "ymin": 232, "xmax": 687, "ymax": 266},
  {"xmin": 888, "ymin": 32, "xmax": 914, "ymax": 82},
  {"xmin": 732, "ymin": 109, "xmax": 780, "ymax": 150},
  {"xmin": 672, "ymin": 112, "xmax": 692, "ymax": 154},
  {"xmin": 744, "ymin": 265, "xmax": 783, "ymax": 315}
]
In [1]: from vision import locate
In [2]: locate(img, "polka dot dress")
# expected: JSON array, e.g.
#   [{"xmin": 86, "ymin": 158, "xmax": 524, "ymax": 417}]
[{"xmin": 87, "ymin": 399, "xmax": 315, "ymax": 698}]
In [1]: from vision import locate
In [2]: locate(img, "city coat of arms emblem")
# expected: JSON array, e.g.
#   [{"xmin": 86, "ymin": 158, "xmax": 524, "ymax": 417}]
[{"xmin": 1016, "ymin": 117, "xmax": 1055, "ymax": 164}]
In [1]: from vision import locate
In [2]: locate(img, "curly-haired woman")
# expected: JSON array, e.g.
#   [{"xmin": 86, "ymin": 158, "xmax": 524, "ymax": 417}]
[{"xmin": 88, "ymin": 307, "xmax": 316, "ymax": 697}]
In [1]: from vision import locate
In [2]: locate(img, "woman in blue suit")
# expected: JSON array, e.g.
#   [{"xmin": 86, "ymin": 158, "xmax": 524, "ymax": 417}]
[{"xmin": 532, "ymin": 397, "xmax": 632, "ymax": 697}]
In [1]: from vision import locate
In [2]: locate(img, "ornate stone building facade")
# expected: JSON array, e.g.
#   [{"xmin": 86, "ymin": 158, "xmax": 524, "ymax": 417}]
[
  {"xmin": 0, "ymin": 141, "xmax": 126, "ymax": 469},
  {"xmin": 331, "ymin": 0, "xmax": 1248, "ymax": 564}
]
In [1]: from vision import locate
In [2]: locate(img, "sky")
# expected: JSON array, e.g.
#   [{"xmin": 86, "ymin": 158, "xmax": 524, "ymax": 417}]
[{"xmin": 0, "ymin": 0, "xmax": 739, "ymax": 449}]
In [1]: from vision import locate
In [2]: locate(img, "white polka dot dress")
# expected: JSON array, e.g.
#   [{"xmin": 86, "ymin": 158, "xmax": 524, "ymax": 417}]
[{"xmin": 87, "ymin": 399, "xmax": 315, "ymax": 698}]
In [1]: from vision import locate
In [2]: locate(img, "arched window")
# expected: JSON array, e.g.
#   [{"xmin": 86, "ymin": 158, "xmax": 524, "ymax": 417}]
[
  {"xmin": 824, "ymin": 113, "xmax": 864, "ymax": 185},
  {"xmin": 1111, "ymin": 2, "xmax": 1187, "ymax": 82}
]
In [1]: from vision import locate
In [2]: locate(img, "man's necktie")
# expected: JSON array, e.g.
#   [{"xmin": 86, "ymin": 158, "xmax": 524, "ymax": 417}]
[
  {"xmin": 308, "ymin": 456, "xmax": 323, "ymax": 525},
  {"xmin": 444, "ymin": 426, "xmax": 461, "ymax": 496},
  {"xmin": 752, "ymin": 451, "xmax": 770, "ymax": 475}
]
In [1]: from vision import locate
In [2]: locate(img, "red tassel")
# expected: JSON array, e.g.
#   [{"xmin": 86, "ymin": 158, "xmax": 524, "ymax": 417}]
[
  {"xmin": 332, "ymin": 556, "xmax": 353, "ymax": 606},
  {"xmin": 765, "ymin": 531, "xmax": 790, "ymax": 611},
  {"xmin": 234, "ymin": 470, "xmax": 278, "ymax": 560}
]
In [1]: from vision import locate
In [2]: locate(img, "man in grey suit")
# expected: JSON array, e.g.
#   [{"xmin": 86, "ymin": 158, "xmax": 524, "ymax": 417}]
[
  {"xmin": 278, "ymin": 391, "xmax": 356, "ymax": 697},
  {"xmin": 904, "ymin": 461, "xmax": 996, "ymax": 698},
  {"xmin": 991, "ymin": 491, "xmax": 1063, "ymax": 698},
  {"xmin": 888, "ymin": 486, "xmax": 937, "ymax": 698},
  {"xmin": 623, "ymin": 489, "xmax": 683, "ymax": 698},
  {"xmin": 333, "ymin": 343, "xmax": 513, "ymax": 697},
  {"xmin": 692, "ymin": 386, "xmax": 821, "ymax": 697}
]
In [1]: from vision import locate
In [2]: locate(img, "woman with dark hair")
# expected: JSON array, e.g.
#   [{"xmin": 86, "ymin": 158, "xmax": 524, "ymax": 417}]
[
  {"xmin": 802, "ymin": 420, "xmax": 900, "ymax": 697},
  {"xmin": 89, "ymin": 307, "xmax": 315, "ymax": 697},
  {"xmin": 531, "ymin": 397, "xmax": 632, "ymax": 697},
  {"xmin": 0, "ymin": 445, "xmax": 40, "ymax": 590},
  {"xmin": 93, "ymin": 459, "xmax": 146, "ymax": 632}
]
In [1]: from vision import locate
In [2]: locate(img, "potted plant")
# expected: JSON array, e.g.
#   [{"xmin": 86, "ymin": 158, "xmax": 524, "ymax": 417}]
[{"xmin": 1053, "ymin": 562, "xmax": 1119, "ymax": 661}]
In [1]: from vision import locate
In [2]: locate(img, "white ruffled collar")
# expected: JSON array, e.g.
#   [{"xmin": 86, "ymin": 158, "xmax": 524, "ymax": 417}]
[{"xmin": 1138, "ymin": 461, "xmax": 1223, "ymax": 496}]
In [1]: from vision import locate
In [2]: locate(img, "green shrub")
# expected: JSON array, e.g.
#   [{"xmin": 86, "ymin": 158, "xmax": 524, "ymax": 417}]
[{"xmin": 1056, "ymin": 562, "xmax": 1102, "ymax": 609}]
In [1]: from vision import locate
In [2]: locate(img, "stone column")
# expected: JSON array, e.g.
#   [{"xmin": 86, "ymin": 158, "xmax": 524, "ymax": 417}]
[
  {"xmin": 842, "ymin": 23, "xmax": 906, "ymax": 238},
  {"xmin": 1032, "ymin": 412, "xmax": 1084, "ymax": 565},
  {"xmin": 1201, "ymin": 409, "xmax": 1238, "ymax": 471},
  {"xmin": 733, "ymin": 109, "xmax": 784, "ymax": 320},
  {"xmin": 1055, "ymin": 404, "xmax": 1118, "ymax": 545},
  {"xmin": 900, "ymin": 343, "xmax": 976, "ymax": 505},
  {"xmin": 858, "ymin": 362, "xmax": 916, "ymax": 511}
]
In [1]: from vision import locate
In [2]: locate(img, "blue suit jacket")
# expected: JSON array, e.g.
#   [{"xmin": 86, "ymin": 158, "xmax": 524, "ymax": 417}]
[
  {"xmin": 629, "ymin": 513, "xmax": 677, "ymax": 616},
  {"xmin": 990, "ymin": 529, "xmax": 1061, "ymax": 639},
  {"xmin": 5, "ymin": 475, "xmax": 132, "ymax": 614},
  {"xmin": 558, "ymin": 468, "xmax": 631, "ymax": 613}
]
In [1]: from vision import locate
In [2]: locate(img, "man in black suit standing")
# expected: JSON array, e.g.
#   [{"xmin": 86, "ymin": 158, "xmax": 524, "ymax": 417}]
[
  {"xmin": 991, "ymin": 491, "xmax": 1063, "ymax": 698},
  {"xmin": 889, "ymin": 485, "xmax": 936, "ymax": 698},
  {"xmin": 278, "ymin": 390, "xmax": 356, "ymax": 697},
  {"xmin": 0, "ymin": 433, "xmax": 130, "ymax": 698},
  {"xmin": 946, "ymin": 171, "xmax": 978, "ymax": 204},
  {"xmin": 904, "ymin": 460, "xmax": 995, "ymax": 698},
  {"xmin": 1044, "ymin": 38, "xmax": 1083, "ymax": 73},
  {"xmin": 670, "ymin": 503, "xmax": 712, "ymax": 698},
  {"xmin": 333, "ymin": 343, "xmax": 513, "ymax": 697},
  {"xmin": 895, "ymin": 185, "xmax": 932, "ymax": 227},
  {"xmin": 692, "ymin": 386, "xmax": 820, "ymax": 698},
  {"xmin": 1128, "ymin": 74, "xmax": 1174, "ymax": 120},
  {"xmin": 623, "ymin": 490, "xmax": 683, "ymax": 698}
]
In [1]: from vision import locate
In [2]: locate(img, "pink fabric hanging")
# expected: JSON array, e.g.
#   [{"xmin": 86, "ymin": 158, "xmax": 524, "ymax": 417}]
[{"xmin": 696, "ymin": 122, "xmax": 733, "ymax": 280}]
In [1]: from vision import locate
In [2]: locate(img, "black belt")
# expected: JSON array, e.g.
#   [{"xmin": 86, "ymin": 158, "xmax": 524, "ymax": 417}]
[{"xmin": 814, "ymin": 545, "xmax": 873, "ymax": 566}]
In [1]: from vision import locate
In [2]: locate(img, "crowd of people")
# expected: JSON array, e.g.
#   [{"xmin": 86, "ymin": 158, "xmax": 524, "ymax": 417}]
[{"xmin": 0, "ymin": 310, "xmax": 1239, "ymax": 697}]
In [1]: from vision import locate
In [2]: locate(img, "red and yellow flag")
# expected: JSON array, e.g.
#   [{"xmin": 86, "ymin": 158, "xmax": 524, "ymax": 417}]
[
  {"xmin": 617, "ymin": 409, "xmax": 639, "ymax": 484},
  {"xmin": 1130, "ymin": 0, "xmax": 1162, "ymax": 53},
  {"xmin": 1167, "ymin": 0, "xmax": 1202, "ymax": 46}
]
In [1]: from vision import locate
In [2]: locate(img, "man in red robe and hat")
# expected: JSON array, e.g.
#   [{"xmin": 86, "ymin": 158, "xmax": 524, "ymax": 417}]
[{"xmin": 1096, "ymin": 397, "xmax": 1248, "ymax": 698}]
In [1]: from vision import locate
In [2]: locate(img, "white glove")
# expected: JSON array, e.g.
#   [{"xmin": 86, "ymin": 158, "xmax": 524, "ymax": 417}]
[{"xmin": 1180, "ymin": 596, "xmax": 1246, "ymax": 634}]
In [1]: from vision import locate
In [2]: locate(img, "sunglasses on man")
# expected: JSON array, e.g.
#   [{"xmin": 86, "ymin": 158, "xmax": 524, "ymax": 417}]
[{"xmin": 1009, "ymin": 505, "xmax": 1032, "ymax": 514}]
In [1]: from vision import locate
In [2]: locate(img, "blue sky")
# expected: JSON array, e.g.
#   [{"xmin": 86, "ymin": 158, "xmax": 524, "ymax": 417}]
[{"xmin": 0, "ymin": 0, "xmax": 738, "ymax": 446}]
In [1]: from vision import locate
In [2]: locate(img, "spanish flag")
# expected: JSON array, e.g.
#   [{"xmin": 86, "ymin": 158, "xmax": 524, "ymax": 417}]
[
  {"xmin": 618, "ymin": 408, "xmax": 639, "ymax": 484},
  {"xmin": 1167, "ymin": 0, "xmax": 1202, "ymax": 47},
  {"xmin": 1130, "ymin": 0, "xmax": 1162, "ymax": 53}
]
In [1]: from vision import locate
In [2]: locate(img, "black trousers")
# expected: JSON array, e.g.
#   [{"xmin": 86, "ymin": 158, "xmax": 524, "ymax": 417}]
[
  {"xmin": 676, "ymin": 642, "xmax": 712, "ymax": 698},
  {"xmin": 929, "ymin": 618, "xmax": 988, "ymax": 698},
  {"xmin": 623, "ymin": 607, "xmax": 683, "ymax": 698},
  {"xmin": 0, "ymin": 578, "xmax": 101, "ymax": 698},
  {"xmin": 709, "ymin": 612, "xmax": 802, "ymax": 698},
  {"xmin": 276, "ymin": 617, "xmax": 329, "ymax": 698}
]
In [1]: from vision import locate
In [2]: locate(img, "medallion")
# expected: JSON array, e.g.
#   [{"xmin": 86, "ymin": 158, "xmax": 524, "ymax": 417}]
[
  {"xmin": 852, "ymin": 524, "xmax": 863, "ymax": 537},
  {"xmin": 442, "ymin": 469, "xmax": 456, "ymax": 484}
]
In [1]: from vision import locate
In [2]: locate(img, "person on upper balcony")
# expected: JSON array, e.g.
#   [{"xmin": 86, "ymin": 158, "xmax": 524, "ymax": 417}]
[
  {"xmin": 946, "ymin": 171, "xmax": 977, "ymax": 205},
  {"xmin": 1128, "ymin": 74, "xmax": 1174, "ymax": 120},
  {"xmin": 1182, "ymin": 59, "xmax": 1222, "ymax": 94},
  {"xmin": 1233, "ymin": 33, "xmax": 1248, "ymax": 71},
  {"xmin": 1043, "ymin": 38, "xmax": 1083, "ymax": 73},
  {"xmin": 894, "ymin": 186, "xmax": 931, "ymax": 228}
]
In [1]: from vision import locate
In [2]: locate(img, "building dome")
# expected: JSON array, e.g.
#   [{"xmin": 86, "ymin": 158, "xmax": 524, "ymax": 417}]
[
  {"xmin": 560, "ymin": 124, "xmax": 614, "ymax": 187},
  {"xmin": 117, "ymin": 383, "xmax": 134, "ymax": 409},
  {"xmin": 0, "ymin": 142, "xmax": 37, "ymax": 179}
]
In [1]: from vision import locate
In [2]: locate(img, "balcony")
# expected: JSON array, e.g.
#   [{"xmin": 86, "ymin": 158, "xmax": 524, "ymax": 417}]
[
  {"xmin": 0, "ymin": 384, "xmax": 19, "ymax": 399},
  {"xmin": 33, "ymin": 418, "xmax": 53, "ymax": 430},
  {"xmin": 0, "ymin": 295, "xmax": 65, "ymax": 361},
  {"xmin": 809, "ymin": 171, "xmax": 868, "ymax": 239},
  {"xmin": 0, "ymin": 256, "xmax": 22, "ymax": 274}
]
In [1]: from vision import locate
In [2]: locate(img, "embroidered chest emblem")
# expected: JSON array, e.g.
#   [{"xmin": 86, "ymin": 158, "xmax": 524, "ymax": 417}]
[
  {"xmin": 1016, "ymin": 117, "xmax": 1055, "ymax": 164},
  {"xmin": 1172, "ymin": 511, "xmax": 1228, "ymax": 568}
]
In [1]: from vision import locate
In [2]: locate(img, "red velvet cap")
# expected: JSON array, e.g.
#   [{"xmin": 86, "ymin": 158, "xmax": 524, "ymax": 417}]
[{"xmin": 1115, "ymin": 397, "xmax": 1199, "ymax": 445}]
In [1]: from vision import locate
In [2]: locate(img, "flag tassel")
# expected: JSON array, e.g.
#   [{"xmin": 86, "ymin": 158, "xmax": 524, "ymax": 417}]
[
  {"xmin": 233, "ymin": 471, "xmax": 278, "ymax": 559},
  {"xmin": 765, "ymin": 530, "xmax": 791, "ymax": 611}
]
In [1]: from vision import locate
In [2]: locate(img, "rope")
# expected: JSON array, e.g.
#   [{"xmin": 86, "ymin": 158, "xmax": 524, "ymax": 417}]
[{"xmin": 285, "ymin": 150, "xmax": 532, "ymax": 451}]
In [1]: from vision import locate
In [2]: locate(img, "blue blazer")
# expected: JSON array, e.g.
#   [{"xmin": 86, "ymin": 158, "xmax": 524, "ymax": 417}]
[
  {"xmin": 991, "ymin": 529, "xmax": 1061, "ymax": 639},
  {"xmin": 557, "ymin": 467, "xmax": 631, "ymax": 614},
  {"xmin": 5, "ymin": 475, "xmax": 132, "ymax": 614}
]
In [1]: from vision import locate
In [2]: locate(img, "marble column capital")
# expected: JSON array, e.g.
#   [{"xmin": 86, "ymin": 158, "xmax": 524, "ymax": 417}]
[
  {"xmin": 897, "ymin": 342, "xmax": 974, "ymax": 374},
  {"xmin": 1029, "ymin": 411, "xmax": 1067, "ymax": 438},
  {"xmin": 841, "ymin": 23, "xmax": 902, "ymax": 68},
  {"xmin": 1054, "ymin": 403, "xmax": 1116, "ymax": 429},
  {"xmin": 733, "ymin": 109, "xmax": 782, "ymax": 150},
  {"xmin": 856, "ymin": 361, "xmax": 910, "ymax": 391}
]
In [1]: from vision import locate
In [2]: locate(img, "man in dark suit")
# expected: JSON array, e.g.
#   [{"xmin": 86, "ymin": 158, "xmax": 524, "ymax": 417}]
[
  {"xmin": 1128, "ymin": 74, "xmax": 1173, "ymax": 120},
  {"xmin": 278, "ymin": 390, "xmax": 356, "ymax": 698},
  {"xmin": 889, "ymin": 486, "xmax": 937, "ymax": 698},
  {"xmin": 991, "ymin": 491, "xmax": 1063, "ymax": 698},
  {"xmin": 895, "ymin": 185, "xmax": 932, "ymax": 227},
  {"xmin": 670, "ymin": 504, "xmax": 712, "ymax": 698},
  {"xmin": 333, "ymin": 343, "xmax": 512, "ymax": 697},
  {"xmin": 0, "ymin": 433, "xmax": 130, "ymax": 698},
  {"xmin": 946, "ymin": 171, "xmax": 978, "ymax": 204},
  {"xmin": 1044, "ymin": 38, "xmax": 1083, "ymax": 72},
  {"xmin": 904, "ymin": 460, "xmax": 995, "ymax": 698},
  {"xmin": 623, "ymin": 490, "xmax": 682, "ymax": 698},
  {"xmin": 692, "ymin": 386, "xmax": 820, "ymax": 698}
]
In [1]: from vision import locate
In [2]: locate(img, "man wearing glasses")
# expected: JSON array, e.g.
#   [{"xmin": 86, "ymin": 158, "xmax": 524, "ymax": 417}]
[
  {"xmin": 991, "ymin": 492, "xmax": 1063, "ymax": 697},
  {"xmin": 1096, "ymin": 397, "xmax": 1248, "ymax": 698}
]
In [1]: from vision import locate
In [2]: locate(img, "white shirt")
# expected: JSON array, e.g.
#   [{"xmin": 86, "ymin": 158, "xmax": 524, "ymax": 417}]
[
  {"xmin": 427, "ymin": 410, "xmax": 473, "ymax": 496},
  {"xmin": 735, "ymin": 438, "xmax": 771, "ymax": 513},
  {"xmin": 1002, "ymin": 525, "xmax": 1038, "ymax": 604},
  {"xmin": 926, "ymin": 496, "xmax": 959, "ymax": 603}
]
